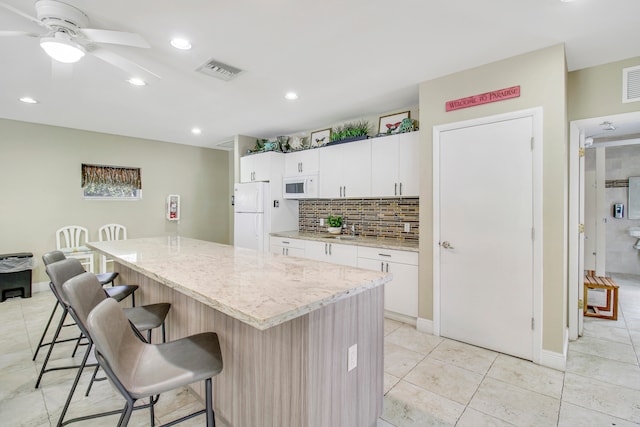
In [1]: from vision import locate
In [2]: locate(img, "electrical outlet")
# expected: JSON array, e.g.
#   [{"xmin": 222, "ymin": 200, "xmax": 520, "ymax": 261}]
[
  {"xmin": 348, "ymin": 344, "xmax": 357, "ymax": 372},
  {"xmin": 404, "ymin": 223, "xmax": 411, "ymax": 233},
  {"xmin": 319, "ymin": 218, "xmax": 325, "ymax": 226}
]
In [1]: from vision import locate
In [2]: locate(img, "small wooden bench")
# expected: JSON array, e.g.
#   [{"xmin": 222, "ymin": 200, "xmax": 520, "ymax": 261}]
[{"xmin": 584, "ymin": 270, "xmax": 619, "ymax": 320}]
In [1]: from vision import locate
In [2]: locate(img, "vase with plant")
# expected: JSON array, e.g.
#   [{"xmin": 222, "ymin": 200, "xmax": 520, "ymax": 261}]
[
  {"xmin": 327, "ymin": 215, "xmax": 343, "ymax": 234},
  {"xmin": 329, "ymin": 120, "xmax": 370, "ymax": 145}
]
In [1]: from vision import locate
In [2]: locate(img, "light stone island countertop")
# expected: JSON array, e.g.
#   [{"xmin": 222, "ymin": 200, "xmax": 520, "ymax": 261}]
[
  {"xmin": 271, "ymin": 230, "xmax": 419, "ymax": 252},
  {"xmin": 87, "ymin": 236, "xmax": 391, "ymax": 331}
]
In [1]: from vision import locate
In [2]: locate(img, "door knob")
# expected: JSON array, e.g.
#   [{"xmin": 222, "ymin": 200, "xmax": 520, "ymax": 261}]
[{"xmin": 441, "ymin": 241, "xmax": 454, "ymax": 249}]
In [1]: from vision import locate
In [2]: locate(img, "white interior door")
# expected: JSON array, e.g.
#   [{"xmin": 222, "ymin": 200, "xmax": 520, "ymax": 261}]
[{"xmin": 439, "ymin": 116, "xmax": 534, "ymax": 360}]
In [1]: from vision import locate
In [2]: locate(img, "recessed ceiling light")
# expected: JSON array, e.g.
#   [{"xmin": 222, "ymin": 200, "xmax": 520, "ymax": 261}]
[
  {"xmin": 171, "ymin": 38, "xmax": 192, "ymax": 50},
  {"xmin": 191, "ymin": 127, "xmax": 202, "ymax": 135},
  {"xmin": 560, "ymin": 0, "xmax": 577, "ymax": 2},
  {"xmin": 127, "ymin": 77, "xmax": 146, "ymax": 86},
  {"xmin": 285, "ymin": 92, "xmax": 299, "ymax": 100},
  {"xmin": 19, "ymin": 96, "xmax": 38, "ymax": 104}
]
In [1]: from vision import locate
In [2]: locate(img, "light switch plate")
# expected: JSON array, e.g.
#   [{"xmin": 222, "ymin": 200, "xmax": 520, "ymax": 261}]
[
  {"xmin": 348, "ymin": 344, "xmax": 357, "ymax": 372},
  {"xmin": 404, "ymin": 223, "xmax": 411, "ymax": 232},
  {"xmin": 320, "ymin": 218, "xmax": 325, "ymax": 226}
]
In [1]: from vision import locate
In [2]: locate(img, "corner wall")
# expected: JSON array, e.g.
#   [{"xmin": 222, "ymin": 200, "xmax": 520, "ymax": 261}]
[
  {"xmin": 568, "ymin": 57, "xmax": 640, "ymax": 121},
  {"xmin": 419, "ymin": 44, "xmax": 568, "ymax": 354},
  {"xmin": 0, "ymin": 118, "xmax": 230, "ymax": 283}
]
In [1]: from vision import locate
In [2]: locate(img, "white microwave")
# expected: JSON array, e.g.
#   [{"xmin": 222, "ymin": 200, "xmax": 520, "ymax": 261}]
[{"xmin": 283, "ymin": 174, "xmax": 319, "ymax": 199}]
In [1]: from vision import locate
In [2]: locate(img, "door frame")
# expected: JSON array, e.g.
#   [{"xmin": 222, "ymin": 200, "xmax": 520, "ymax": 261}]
[
  {"xmin": 433, "ymin": 107, "xmax": 543, "ymax": 363},
  {"xmin": 568, "ymin": 110, "xmax": 640, "ymax": 341}
]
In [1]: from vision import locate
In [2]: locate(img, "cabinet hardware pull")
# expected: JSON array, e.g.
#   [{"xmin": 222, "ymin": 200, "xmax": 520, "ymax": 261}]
[
  {"xmin": 339, "ymin": 186, "xmax": 343, "ymax": 197},
  {"xmin": 380, "ymin": 261, "xmax": 384, "ymax": 272},
  {"xmin": 386, "ymin": 263, "xmax": 389, "ymax": 273},
  {"xmin": 329, "ymin": 244, "xmax": 332, "ymax": 255},
  {"xmin": 378, "ymin": 253, "xmax": 391, "ymax": 257},
  {"xmin": 282, "ymin": 241, "xmax": 289, "ymax": 244},
  {"xmin": 395, "ymin": 183, "xmax": 397, "ymax": 196},
  {"xmin": 343, "ymin": 186, "xmax": 346, "ymax": 197},
  {"xmin": 286, "ymin": 248, "xmax": 289, "ymax": 255},
  {"xmin": 282, "ymin": 248, "xmax": 285, "ymax": 255},
  {"xmin": 400, "ymin": 182, "xmax": 403, "ymax": 195},
  {"xmin": 325, "ymin": 243, "xmax": 328, "ymax": 255}
]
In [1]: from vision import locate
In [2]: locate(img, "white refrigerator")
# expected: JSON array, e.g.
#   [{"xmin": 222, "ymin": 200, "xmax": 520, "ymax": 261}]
[{"xmin": 233, "ymin": 182, "xmax": 298, "ymax": 251}]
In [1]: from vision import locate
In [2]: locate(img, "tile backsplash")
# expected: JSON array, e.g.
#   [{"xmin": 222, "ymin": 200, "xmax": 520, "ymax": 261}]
[{"xmin": 299, "ymin": 198, "xmax": 419, "ymax": 241}]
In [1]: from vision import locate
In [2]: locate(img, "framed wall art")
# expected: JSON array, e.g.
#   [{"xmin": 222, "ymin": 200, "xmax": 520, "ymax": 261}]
[
  {"xmin": 378, "ymin": 111, "xmax": 410, "ymax": 135},
  {"xmin": 310, "ymin": 128, "xmax": 331, "ymax": 147}
]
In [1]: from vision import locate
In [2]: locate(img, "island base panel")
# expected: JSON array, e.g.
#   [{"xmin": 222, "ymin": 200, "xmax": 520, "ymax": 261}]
[{"xmin": 116, "ymin": 264, "xmax": 384, "ymax": 427}]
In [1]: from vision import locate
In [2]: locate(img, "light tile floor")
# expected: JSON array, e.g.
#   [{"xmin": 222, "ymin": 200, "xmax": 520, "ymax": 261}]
[{"xmin": 1, "ymin": 273, "xmax": 640, "ymax": 426}]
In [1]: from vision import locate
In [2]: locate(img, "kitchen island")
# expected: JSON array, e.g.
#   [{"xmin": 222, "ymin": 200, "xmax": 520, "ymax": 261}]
[{"xmin": 88, "ymin": 236, "xmax": 391, "ymax": 427}]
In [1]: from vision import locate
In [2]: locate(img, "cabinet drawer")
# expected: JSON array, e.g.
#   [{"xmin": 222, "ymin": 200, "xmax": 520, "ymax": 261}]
[
  {"xmin": 357, "ymin": 246, "xmax": 418, "ymax": 265},
  {"xmin": 270, "ymin": 237, "xmax": 305, "ymax": 249}
]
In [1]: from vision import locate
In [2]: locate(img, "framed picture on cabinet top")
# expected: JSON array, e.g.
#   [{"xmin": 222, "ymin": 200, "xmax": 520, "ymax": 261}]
[
  {"xmin": 310, "ymin": 128, "xmax": 331, "ymax": 147},
  {"xmin": 378, "ymin": 111, "xmax": 410, "ymax": 135}
]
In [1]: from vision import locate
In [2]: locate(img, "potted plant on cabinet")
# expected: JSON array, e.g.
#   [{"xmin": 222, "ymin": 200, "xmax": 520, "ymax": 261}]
[
  {"xmin": 329, "ymin": 120, "xmax": 370, "ymax": 145},
  {"xmin": 327, "ymin": 215, "xmax": 343, "ymax": 234}
]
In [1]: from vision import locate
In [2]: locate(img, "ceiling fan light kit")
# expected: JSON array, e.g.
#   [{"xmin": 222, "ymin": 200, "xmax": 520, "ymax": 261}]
[
  {"xmin": 1, "ymin": 0, "xmax": 155, "ymax": 76},
  {"xmin": 40, "ymin": 31, "xmax": 85, "ymax": 63}
]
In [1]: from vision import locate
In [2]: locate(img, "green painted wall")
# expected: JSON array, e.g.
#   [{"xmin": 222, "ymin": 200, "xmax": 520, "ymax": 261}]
[{"xmin": 0, "ymin": 118, "xmax": 230, "ymax": 283}]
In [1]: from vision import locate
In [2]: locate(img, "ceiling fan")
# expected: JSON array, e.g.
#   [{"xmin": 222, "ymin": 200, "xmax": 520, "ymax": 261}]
[{"xmin": 0, "ymin": 0, "xmax": 159, "ymax": 78}]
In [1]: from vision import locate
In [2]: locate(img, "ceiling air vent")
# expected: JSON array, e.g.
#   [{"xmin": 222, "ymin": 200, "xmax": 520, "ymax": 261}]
[
  {"xmin": 196, "ymin": 59, "xmax": 243, "ymax": 81},
  {"xmin": 623, "ymin": 65, "xmax": 640, "ymax": 103}
]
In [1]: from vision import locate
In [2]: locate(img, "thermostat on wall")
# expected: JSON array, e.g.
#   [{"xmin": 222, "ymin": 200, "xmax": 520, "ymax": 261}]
[{"xmin": 166, "ymin": 195, "xmax": 180, "ymax": 221}]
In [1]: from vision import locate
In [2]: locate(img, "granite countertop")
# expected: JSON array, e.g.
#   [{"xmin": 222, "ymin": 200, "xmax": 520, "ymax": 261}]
[
  {"xmin": 87, "ymin": 236, "xmax": 391, "ymax": 331},
  {"xmin": 270, "ymin": 231, "xmax": 419, "ymax": 252}
]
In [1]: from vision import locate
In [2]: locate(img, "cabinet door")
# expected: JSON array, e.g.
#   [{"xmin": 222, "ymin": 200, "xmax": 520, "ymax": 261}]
[
  {"xmin": 326, "ymin": 242, "xmax": 358, "ymax": 267},
  {"xmin": 371, "ymin": 135, "xmax": 400, "ymax": 197},
  {"xmin": 304, "ymin": 241, "xmax": 357, "ymax": 266},
  {"xmin": 285, "ymin": 150, "xmax": 319, "ymax": 176},
  {"xmin": 304, "ymin": 240, "xmax": 330, "ymax": 262},
  {"xmin": 341, "ymin": 140, "xmax": 371, "ymax": 198},
  {"xmin": 318, "ymin": 145, "xmax": 343, "ymax": 198},
  {"xmin": 385, "ymin": 262, "xmax": 418, "ymax": 317},
  {"xmin": 240, "ymin": 156, "xmax": 255, "ymax": 183},
  {"xmin": 270, "ymin": 244, "xmax": 305, "ymax": 258},
  {"xmin": 252, "ymin": 153, "xmax": 272, "ymax": 182},
  {"xmin": 397, "ymin": 132, "xmax": 420, "ymax": 197}
]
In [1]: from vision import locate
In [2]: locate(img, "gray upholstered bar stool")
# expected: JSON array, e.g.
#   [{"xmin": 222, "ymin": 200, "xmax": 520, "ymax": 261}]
[
  {"xmin": 33, "ymin": 251, "xmax": 138, "ymax": 362},
  {"xmin": 60, "ymin": 272, "xmax": 171, "ymax": 427},
  {"xmin": 88, "ymin": 297, "xmax": 223, "ymax": 427}
]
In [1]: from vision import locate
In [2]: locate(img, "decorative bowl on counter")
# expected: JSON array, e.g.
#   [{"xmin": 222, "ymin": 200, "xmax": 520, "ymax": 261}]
[{"xmin": 327, "ymin": 227, "xmax": 341, "ymax": 235}]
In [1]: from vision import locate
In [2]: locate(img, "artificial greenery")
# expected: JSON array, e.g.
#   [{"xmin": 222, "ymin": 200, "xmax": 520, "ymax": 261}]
[
  {"xmin": 327, "ymin": 215, "xmax": 343, "ymax": 228},
  {"xmin": 330, "ymin": 120, "xmax": 370, "ymax": 142}
]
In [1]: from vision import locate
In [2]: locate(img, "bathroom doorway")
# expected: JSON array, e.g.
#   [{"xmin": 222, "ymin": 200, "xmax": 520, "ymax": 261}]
[{"xmin": 568, "ymin": 111, "xmax": 640, "ymax": 340}]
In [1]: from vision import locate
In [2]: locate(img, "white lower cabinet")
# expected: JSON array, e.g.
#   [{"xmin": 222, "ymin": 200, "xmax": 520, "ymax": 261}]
[
  {"xmin": 357, "ymin": 247, "xmax": 418, "ymax": 318},
  {"xmin": 304, "ymin": 240, "xmax": 358, "ymax": 267},
  {"xmin": 269, "ymin": 237, "xmax": 305, "ymax": 258}
]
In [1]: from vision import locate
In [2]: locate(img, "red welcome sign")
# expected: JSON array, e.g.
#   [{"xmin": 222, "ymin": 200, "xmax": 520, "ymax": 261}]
[{"xmin": 446, "ymin": 86, "xmax": 520, "ymax": 112}]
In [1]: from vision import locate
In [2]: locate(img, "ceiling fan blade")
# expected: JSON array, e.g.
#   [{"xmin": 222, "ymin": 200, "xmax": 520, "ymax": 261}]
[
  {"xmin": 89, "ymin": 47, "xmax": 160, "ymax": 79},
  {"xmin": 0, "ymin": 30, "xmax": 39, "ymax": 37},
  {"xmin": 0, "ymin": 1, "xmax": 48, "ymax": 29},
  {"xmin": 80, "ymin": 28, "xmax": 150, "ymax": 48}
]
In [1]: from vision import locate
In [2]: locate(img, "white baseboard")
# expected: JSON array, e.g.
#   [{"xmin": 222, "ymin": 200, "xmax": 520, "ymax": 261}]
[
  {"xmin": 539, "ymin": 327, "xmax": 568, "ymax": 371},
  {"xmin": 416, "ymin": 317, "xmax": 433, "ymax": 334},
  {"xmin": 384, "ymin": 310, "xmax": 416, "ymax": 327}
]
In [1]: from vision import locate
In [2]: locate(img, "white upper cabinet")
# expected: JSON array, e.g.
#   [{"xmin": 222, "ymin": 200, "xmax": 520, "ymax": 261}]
[
  {"xmin": 371, "ymin": 132, "xmax": 420, "ymax": 197},
  {"xmin": 284, "ymin": 149, "xmax": 320, "ymax": 176},
  {"xmin": 240, "ymin": 152, "xmax": 284, "ymax": 183},
  {"xmin": 319, "ymin": 139, "xmax": 372, "ymax": 198}
]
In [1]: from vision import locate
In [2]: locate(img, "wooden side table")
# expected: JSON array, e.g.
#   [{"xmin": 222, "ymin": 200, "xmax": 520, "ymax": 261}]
[{"xmin": 584, "ymin": 271, "xmax": 619, "ymax": 320}]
